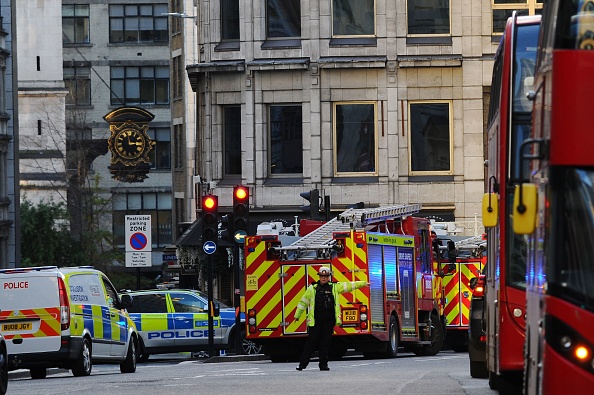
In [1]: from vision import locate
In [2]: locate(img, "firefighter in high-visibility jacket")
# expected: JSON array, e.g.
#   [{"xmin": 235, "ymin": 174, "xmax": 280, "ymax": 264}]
[{"xmin": 294, "ymin": 267, "xmax": 369, "ymax": 371}]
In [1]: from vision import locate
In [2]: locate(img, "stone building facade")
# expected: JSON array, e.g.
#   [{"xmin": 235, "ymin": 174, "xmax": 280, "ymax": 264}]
[{"xmin": 181, "ymin": 0, "xmax": 542, "ymax": 233}]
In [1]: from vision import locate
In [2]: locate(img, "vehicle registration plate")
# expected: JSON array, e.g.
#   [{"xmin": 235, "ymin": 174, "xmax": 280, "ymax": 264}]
[
  {"xmin": 342, "ymin": 309, "xmax": 358, "ymax": 322},
  {"xmin": 2, "ymin": 322, "xmax": 32, "ymax": 331}
]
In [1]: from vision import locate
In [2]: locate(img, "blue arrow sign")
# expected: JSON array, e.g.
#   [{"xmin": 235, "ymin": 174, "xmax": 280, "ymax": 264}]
[{"xmin": 203, "ymin": 240, "xmax": 217, "ymax": 255}]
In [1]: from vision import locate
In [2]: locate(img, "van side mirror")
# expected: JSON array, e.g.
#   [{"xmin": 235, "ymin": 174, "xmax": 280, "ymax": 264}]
[
  {"xmin": 513, "ymin": 184, "xmax": 537, "ymax": 234},
  {"xmin": 120, "ymin": 294, "xmax": 133, "ymax": 309},
  {"xmin": 212, "ymin": 302, "xmax": 220, "ymax": 317}
]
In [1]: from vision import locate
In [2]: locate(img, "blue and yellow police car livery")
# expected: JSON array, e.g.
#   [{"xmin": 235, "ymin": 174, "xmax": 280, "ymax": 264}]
[
  {"xmin": 125, "ymin": 289, "xmax": 259, "ymax": 359},
  {"xmin": 0, "ymin": 266, "xmax": 138, "ymax": 379}
]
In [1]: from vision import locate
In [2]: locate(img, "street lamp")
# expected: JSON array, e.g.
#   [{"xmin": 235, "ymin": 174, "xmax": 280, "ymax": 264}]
[{"xmin": 161, "ymin": 12, "xmax": 197, "ymax": 64}]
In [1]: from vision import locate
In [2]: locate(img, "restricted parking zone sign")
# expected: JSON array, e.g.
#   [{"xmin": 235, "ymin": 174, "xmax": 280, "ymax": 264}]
[{"xmin": 125, "ymin": 215, "xmax": 152, "ymax": 267}]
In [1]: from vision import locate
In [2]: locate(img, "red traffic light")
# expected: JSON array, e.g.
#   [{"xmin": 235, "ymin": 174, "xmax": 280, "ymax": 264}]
[
  {"xmin": 203, "ymin": 196, "xmax": 217, "ymax": 209},
  {"xmin": 234, "ymin": 186, "xmax": 248, "ymax": 201}
]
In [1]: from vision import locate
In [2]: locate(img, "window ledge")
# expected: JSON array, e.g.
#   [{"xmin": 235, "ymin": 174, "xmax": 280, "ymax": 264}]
[
  {"xmin": 263, "ymin": 177, "xmax": 304, "ymax": 185},
  {"xmin": 318, "ymin": 56, "xmax": 387, "ymax": 69},
  {"xmin": 329, "ymin": 37, "xmax": 377, "ymax": 47},
  {"xmin": 397, "ymin": 55, "xmax": 462, "ymax": 68},
  {"xmin": 408, "ymin": 175, "xmax": 454, "ymax": 182},
  {"xmin": 406, "ymin": 36, "xmax": 452, "ymax": 45},
  {"xmin": 330, "ymin": 176, "xmax": 379, "ymax": 183},
  {"xmin": 246, "ymin": 58, "xmax": 310, "ymax": 71},
  {"xmin": 215, "ymin": 41, "xmax": 240, "ymax": 51},
  {"xmin": 63, "ymin": 42, "xmax": 92, "ymax": 48},
  {"xmin": 261, "ymin": 39, "xmax": 302, "ymax": 49}
]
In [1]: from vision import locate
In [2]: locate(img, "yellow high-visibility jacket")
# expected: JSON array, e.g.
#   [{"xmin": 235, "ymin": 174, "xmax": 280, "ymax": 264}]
[{"xmin": 294, "ymin": 281, "xmax": 367, "ymax": 327}]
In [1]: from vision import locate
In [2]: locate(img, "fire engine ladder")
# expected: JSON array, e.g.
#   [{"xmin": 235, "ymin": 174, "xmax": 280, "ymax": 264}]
[
  {"xmin": 454, "ymin": 235, "xmax": 486, "ymax": 257},
  {"xmin": 454, "ymin": 235, "xmax": 486, "ymax": 249},
  {"xmin": 271, "ymin": 203, "xmax": 422, "ymax": 260}
]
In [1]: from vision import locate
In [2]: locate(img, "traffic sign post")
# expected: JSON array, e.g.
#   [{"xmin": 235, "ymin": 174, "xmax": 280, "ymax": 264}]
[
  {"xmin": 125, "ymin": 215, "xmax": 152, "ymax": 289},
  {"xmin": 125, "ymin": 215, "xmax": 152, "ymax": 267}
]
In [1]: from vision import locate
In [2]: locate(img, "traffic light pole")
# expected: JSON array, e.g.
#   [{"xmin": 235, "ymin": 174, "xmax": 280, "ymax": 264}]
[
  {"xmin": 207, "ymin": 254, "xmax": 214, "ymax": 357},
  {"xmin": 234, "ymin": 243, "xmax": 241, "ymax": 354}
]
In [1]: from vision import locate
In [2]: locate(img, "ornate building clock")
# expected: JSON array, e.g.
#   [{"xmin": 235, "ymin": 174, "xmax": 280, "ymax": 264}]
[
  {"xmin": 104, "ymin": 107, "xmax": 155, "ymax": 183},
  {"xmin": 114, "ymin": 128, "xmax": 147, "ymax": 160}
]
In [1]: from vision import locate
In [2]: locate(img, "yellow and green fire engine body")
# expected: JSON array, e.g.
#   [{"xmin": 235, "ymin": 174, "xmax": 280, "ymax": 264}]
[{"xmin": 244, "ymin": 216, "xmax": 446, "ymax": 361}]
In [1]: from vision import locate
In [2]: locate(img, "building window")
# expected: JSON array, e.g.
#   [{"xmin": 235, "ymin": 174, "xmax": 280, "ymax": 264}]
[
  {"xmin": 409, "ymin": 101, "xmax": 452, "ymax": 175},
  {"xmin": 171, "ymin": 0, "xmax": 183, "ymax": 35},
  {"xmin": 174, "ymin": 124, "xmax": 184, "ymax": 169},
  {"xmin": 64, "ymin": 66, "xmax": 91, "ymax": 106},
  {"xmin": 492, "ymin": 0, "xmax": 543, "ymax": 34},
  {"xmin": 172, "ymin": 56, "xmax": 182, "ymax": 99},
  {"xmin": 332, "ymin": 0, "xmax": 375, "ymax": 37},
  {"xmin": 147, "ymin": 127, "xmax": 171, "ymax": 170},
  {"xmin": 63, "ymin": 4, "xmax": 90, "ymax": 44},
  {"xmin": 267, "ymin": 0, "xmax": 301, "ymax": 38},
  {"xmin": 334, "ymin": 102, "xmax": 377, "ymax": 175},
  {"xmin": 110, "ymin": 66, "xmax": 169, "ymax": 105},
  {"xmin": 407, "ymin": 0, "xmax": 450, "ymax": 35},
  {"xmin": 109, "ymin": 4, "xmax": 168, "ymax": 43},
  {"xmin": 269, "ymin": 105, "xmax": 303, "ymax": 175},
  {"xmin": 113, "ymin": 192, "xmax": 173, "ymax": 248},
  {"xmin": 224, "ymin": 106, "xmax": 241, "ymax": 176},
  {"xmin": 221, "ymin": 0, "xmax": 240, "ymax": 41}
]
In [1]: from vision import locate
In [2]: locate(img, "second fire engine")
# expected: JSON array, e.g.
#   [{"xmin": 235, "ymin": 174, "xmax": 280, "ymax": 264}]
[{"xmin": 244, "ymin": 204, "xmax": 448, "ymax": 361}]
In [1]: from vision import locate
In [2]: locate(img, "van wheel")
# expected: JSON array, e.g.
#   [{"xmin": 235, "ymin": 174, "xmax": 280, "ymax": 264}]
[
  {"xmin": 120, "ymin": 338, "xmax": 137, "ymax": 373},
  {"xmin": 30, "ymin": 367, "xmax": 47, "ymax": 379},
  {"xmin": 72, "ymin": 337, "xmax": 92, "ymax": 377}
]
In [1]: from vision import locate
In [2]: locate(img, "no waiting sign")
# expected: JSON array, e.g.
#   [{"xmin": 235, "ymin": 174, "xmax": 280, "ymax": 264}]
[{"xmin": 125, "ymin": 215, "xmax": 152, "ymax": 252}]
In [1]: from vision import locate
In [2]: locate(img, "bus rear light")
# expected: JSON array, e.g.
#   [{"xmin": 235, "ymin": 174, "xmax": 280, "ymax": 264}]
[
  {"xmin": 575, "ymin": 345, "xmax": 590, "ymax": 361},
  {"xmin": 548, "ymin": 315, "xmax": 594, "ymax": 375}
]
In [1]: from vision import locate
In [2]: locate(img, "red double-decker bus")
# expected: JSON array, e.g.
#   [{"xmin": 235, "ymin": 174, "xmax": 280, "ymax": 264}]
[
  {"xmin": 481, "ymin": 12, "xmax": 541, "ymax": 394},
  {"xmin": 513, "ymin": 1, "xmax": 594, "ymax": 393}
]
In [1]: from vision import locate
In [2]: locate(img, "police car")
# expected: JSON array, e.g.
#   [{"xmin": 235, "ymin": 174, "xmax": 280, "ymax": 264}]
[{"xmin": 124, "ymin": 289, "xmax": 261, "ymax": 361}]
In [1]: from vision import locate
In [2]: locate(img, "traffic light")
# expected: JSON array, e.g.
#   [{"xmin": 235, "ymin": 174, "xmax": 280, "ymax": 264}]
[
  {"xmin": 300, "ymin": 189, "xmax": 320, "ymax": 220},
  {"xmin": 201, "ymin": 194, "xmax": 218, "ymax": 244},
  {"xmin": 220, "ymin": 213, "xmax": 234, "ymax": 243},
  {"xmin": 233, "ymin": 185, "xmax": 249, "ymax": 232}
]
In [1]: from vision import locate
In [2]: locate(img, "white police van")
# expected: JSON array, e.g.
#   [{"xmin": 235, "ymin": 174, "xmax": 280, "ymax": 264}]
[{"xmin": 0, "ymin": 266, "xmax": 138, "ymax": 379}]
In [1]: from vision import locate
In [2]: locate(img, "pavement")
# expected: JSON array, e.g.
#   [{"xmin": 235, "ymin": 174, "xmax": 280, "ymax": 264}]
[{"xmin": 8, "ymin": 352, "xmax": 268, "ymax": 380}]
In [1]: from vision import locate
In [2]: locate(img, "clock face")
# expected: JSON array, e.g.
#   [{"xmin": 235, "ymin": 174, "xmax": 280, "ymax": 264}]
[{"xmin": 115, "ymin": 129, "xmax": 146, "ymax": 159}]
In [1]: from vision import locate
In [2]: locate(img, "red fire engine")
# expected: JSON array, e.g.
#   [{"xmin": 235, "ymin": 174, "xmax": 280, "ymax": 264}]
[
  {"xmin": 244, "ymin": 204, "xmax": 447, "ymax": 362},
  {"xmin": 433, "ymin": 235, "xmax": 486, "ymax": 351}
]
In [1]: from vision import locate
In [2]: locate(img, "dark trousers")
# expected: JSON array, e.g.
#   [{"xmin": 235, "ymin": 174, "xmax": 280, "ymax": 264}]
[{"xmin": 298, "ymin": 314, "xmax": 334, "ymax": 369}]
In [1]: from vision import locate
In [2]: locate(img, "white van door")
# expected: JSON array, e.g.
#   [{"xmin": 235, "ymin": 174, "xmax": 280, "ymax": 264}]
[{"xmin": 0, "ymin": 272, "xmax": 62, "ymax": 355}]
